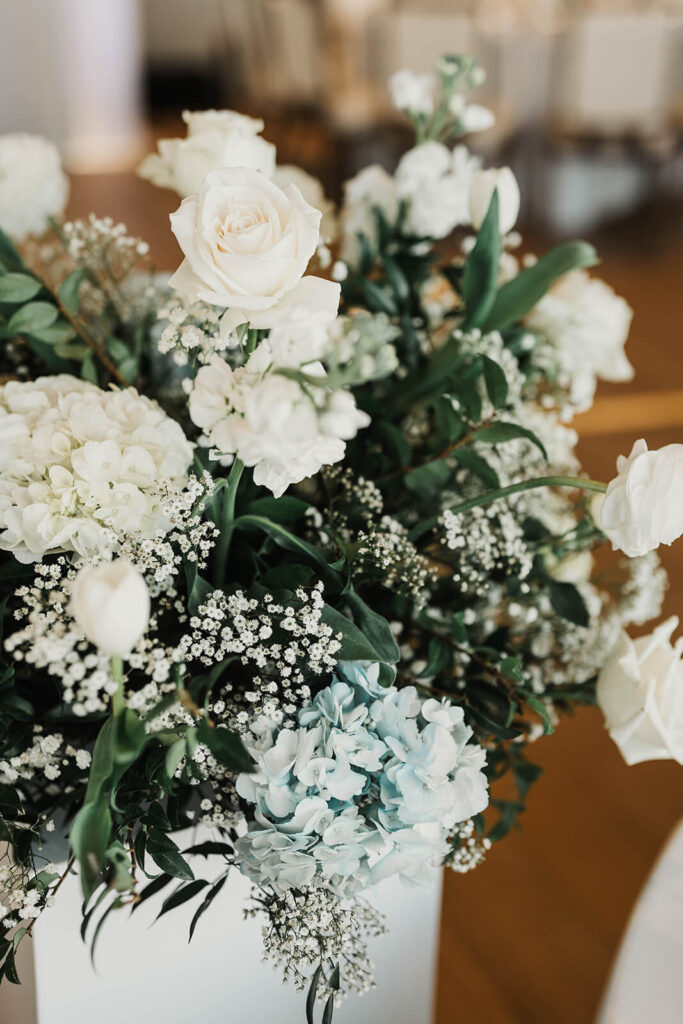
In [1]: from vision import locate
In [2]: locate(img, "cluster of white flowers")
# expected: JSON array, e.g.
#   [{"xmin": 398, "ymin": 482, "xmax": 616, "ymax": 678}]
[
  {"xmin": 0, "ymin": 133, "xmax": 69, "ymax": 240},
  {"xmin": 235, "ymin": 662, "xmax": 488, "ymax": 897},
  {"xmin": 176, "ymin": 583, "xmax": 341, "ymax": 731},
  {"xmin": 157, "ymin": 302, "xmax": 227, "ymax": 366},
  {"xmin": 440, "ymin": 504, "xmax": 533, "ymax": 597},
  {"xmin": 354, "ymin": 515, "xmax": 434, "ymax": 604},
  {"xmin": 446, "ymin": 819, "xmax": 492, "ymax": 873},
  {"xmin": 248, "ymin": 885, "xmax": 385, "ymax": 1000},
  {"xmin": 0, "ymin": 724, "xmax": 91, "ymax": 786},
  {"xmin": 526, "ymin": 268, "xmax": 633, "ymax": 414},
  {"xmin": 189, "ymin": 344, "xmax": 369, "ymax": 498},
  {"xmin": 0, "ymin": 375, "xmax": 194, "ymax": 562}
]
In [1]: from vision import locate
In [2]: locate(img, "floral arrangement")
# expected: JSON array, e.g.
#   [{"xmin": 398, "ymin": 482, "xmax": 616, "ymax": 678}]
[{"xmin": 1, "ymin": 56, "xmax": 682, "ymax": 1017}]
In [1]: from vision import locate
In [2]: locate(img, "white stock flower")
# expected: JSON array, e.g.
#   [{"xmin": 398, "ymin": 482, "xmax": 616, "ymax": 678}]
[
  {"xmin": 138, "ymin": 109, "xmax": 275, "ymax": 198},
  {"xmin": 189, "ymin": 348, "xmax": 369, "ymax": 497},
  {"xmin": 170, "ymin": 167, "xmax": 325, "ymax": 329},
  {"xmin": 597, "ymin": 618, "xmax": 683, "ymax": 765},
  {"xmin": 525, "ymin": 269, "xmax": 633, "ymax": 411},
  {"xmin": 459, "ymin": 104, "xmax": 495, "ymax": 133},
  {"xmin": 271, "ymin": 165, "xmax": 337, "ymax": 245},
  {"xmin": 70, "ymin": 558, "xmax": 150, "ymax": 657},
  {"xmin": 469, "ymin": 166, "xmax": 520, "ymax": 236},
  {"xmin": 0, "ymin": 375, "xmax": 193, "ymax": 562},
  {"xmin": 0, "ymin": 134, "xmax": 69, "ymax": 241},
  {"xmin": 396, "ymin": 142, "xmax": 479, "ymax": 239},
  {"xmin": 340, "ymin": 165, "xmax": 398, "ymax": 265},
  {"xmin": 389, "ymin": 70, "xmax": 436, "ymax": 116},
  {"xmin": 597, "ymin": 439, "xmax": 683, "ymax": 558}
]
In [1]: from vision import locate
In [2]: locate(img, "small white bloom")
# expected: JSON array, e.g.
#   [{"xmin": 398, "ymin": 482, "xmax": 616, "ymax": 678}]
[
  {"xmin": 469, "ymin": 166, "xmax": 520, "ymax": 236},
  {"xmin": 389, "ymin": 70, "xmax": 436, "ymax": 116},
  {"xmin": 460, "ymin": 104, "xmax": 495, "ymax": 133},
  {"xmin": 597, "ymin": 618, "xmax": 683, "ymax": 765},
  {"xmin": 0, "ymin": 134, "xmax": 69, "ymax": 240},
  {"xmin": 598, "ymin": 439, "xmax": 683, "ymax": 558},
  {"xmin": 396, "ymin": 142, "xmax": 479, "ymax": 239},
  {"xmin": 70, "ymin": 558, "xmax": 150, "ymax": 657},
  {"xmin": 138, "ymin": 109, "xmax": 275, "ymax": 197},
  {"xmin": 170, "ymin": 167, "xmax": 323, "ymax": 325}
]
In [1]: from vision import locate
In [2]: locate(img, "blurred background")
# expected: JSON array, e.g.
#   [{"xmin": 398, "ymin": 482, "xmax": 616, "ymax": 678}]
[{"xmin": 2, "ymin": 1, "xmax": 683, "ymax": 1021}]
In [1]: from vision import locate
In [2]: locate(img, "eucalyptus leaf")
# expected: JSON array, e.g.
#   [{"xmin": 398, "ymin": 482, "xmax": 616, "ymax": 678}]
[
  {"xmin": 8, "ymin": 301, "xmax": 58, "ymax": 335},
  {"xmin": 0, "ymin": 272, "xmax": 42, "ymax": 303}
]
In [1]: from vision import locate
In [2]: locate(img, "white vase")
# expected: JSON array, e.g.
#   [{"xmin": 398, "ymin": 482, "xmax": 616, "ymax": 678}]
[{"xmin": 2, "ymin": 828, "xmax": 442, "ymax": 1024}]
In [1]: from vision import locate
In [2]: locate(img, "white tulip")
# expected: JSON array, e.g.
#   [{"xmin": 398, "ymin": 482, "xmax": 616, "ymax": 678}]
[
  {"xmin": 597, "ymin": 618, "xmax": 683, "ymax": 765},
  {"xmin": 169, "ymin": 167, "xmax": 322, "ymax": 323},
  {"xmin": 599, "ymin": 439, "xmax": 683, "ymax": 557},
  {"xmin": 469, "ymin": 166, "xmax": 520, "ymax": 235},
  {"xmin": 70, "ymin": 559, "xmax": 150, "ymax": 657},
  {"xmin": 0, "ymin": 134, "xmax": 69, "ymax": 241}
]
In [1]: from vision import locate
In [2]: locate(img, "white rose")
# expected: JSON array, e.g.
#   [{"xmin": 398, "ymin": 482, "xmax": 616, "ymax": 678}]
[
  {"xmin": 138, "ymin": 109, "xmax": 275, "ymax": 198},
  {"xmin": 389, "ymin": 70, "xmax": 436, "ymax": 116},
  {"xmin": 0, "ymin": 134, "xmax": 69, "ymax": 241},
  {"xmin": 597, "ymin": 618, "xmax": 683, "ymax": 765},
  {"xmin": 169, "ymin": 167, "xmax": 322, "ymax": 324},
  {"xmin": 396, "ymin": 143, "xmax": 479, "ymax": 239},
  {"xmin": 598, "ymin": 439, "xmax": 683, "ymax": 558},
  {"xmin": 469, "ymin": 166, "xmax": 520, "ymax": 236},
  {"xmin": 70, "ymin": 558, "xmax": 150, "ymax": 657},
  {"xmin": 272, "ymin": 165, "xmax": 337, "ymax": 245}
]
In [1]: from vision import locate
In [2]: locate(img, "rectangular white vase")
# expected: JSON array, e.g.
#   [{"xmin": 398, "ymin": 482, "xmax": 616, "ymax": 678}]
[{"xmin": 2, "ymin": 829, "xmax": 442, "ymax": 1024}]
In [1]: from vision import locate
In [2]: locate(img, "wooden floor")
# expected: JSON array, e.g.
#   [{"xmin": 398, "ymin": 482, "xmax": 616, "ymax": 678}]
[{"xmin": 63, "ymin": 164, "xmax": 683, "ymax": 1024}]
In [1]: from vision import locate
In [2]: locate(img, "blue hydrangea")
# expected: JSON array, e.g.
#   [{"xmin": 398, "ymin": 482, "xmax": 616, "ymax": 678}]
[{"xmin": 235, "ymin": 662, "xmax": 488, "ymax": 895}]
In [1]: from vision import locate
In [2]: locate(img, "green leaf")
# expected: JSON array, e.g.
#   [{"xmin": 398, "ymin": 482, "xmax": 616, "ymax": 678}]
[
  {"xmin": 359, "ymin": 279, "xmax": 398, "ymax": 317},
  {"xmin": 405, "ymin": 458, "xmax": 451, "ymax": 496},
  {"xmin": 461, "ymin": 190, "xmax": 501, "ymax": 329},
  {"xmin": 548, "ymin": 579, "xmax": 589, "ymax": 627},
  {"xmin": 482, "ymin": 240, "xmax": 599, "ymax": 332},
  {"xmin": 0, "ymin": 228, "xmax": 25, "ymax": 273},
  {"xmin": 433, "ymin": 397, "xmax": 465, "ymax": 443},
  {"xmin": 58, "ymin": 268, "xmax": 87, "ymax": 315},
  {"xmin": 321, "ymin": 605, "xmax": 386, "ymax": 665},
  {"xmin": 70, "ymin": 795, "xmax": 112, "ymax": 899},
  {"xmin": 382, "ymin": 254, "xmax": 410, "ymax": 303},
  {"xmin": 131, "ymin": 872, "xmax": 173, "ymax": 913},
  {"xmin": 345, "ymin": 591, "xmax": 400, "ymax": 665},
  {"xmin": 473, "ymin": 421, "xmax": 547, "ymax": 461},
  {"xmin": 452, "ymin": 448, "xmax": 500, "ymax": 489},
  {"xmin": 307, "ymin": 965, "xmax": 323, "ymax": 1024},
  {"xmin": 322, "ymin": 993, "xmax": 336, "ymax": 1024},
  {"xmin": 188, "ymin": 874, "xmax": 228, "ymax": 941},
  {"xmin": 244, "ymin": 495, "xmax": 309, "ymax": 524},
  {"xmin": 0, "ymin": 272, "xmax": 42, "ymax": 303},
  {"xmin": 156, "ymin": 879, "xmax": 209, "ymax": 921},
  {"xmin": 482, "ymin": 355, "xmax": 508, "ymax": 408},
  {"xmin": 196, "ymin": 718, "xmax": 253, "ymax": 773},
  {"xmin": 81, "ymin": 352, "xmax": 98, "ymax": 383},
  {"xmin": 258, "ymin": 564, "xmax": 313, "ymax": 590},
  {"xmin": 146, "ymin": 830, "xmax": 195, "ymax": 881},
  {"xmin": 8, "ymin": 301, "xmax": 58, "ymax": 335},
  {"xmin": 30, "ymin": 321, "xmax": 76, "ymax": 345},
  {"xmin": 234, "ymin": 516, "xmax": 339, "ymax": 585},
  {"xmin": 526, "ymin": 694, "xmax": 555, "ymax": 735}
]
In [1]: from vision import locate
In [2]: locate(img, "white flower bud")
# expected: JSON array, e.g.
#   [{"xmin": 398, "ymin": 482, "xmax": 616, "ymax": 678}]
[
  {"xmin": 599, "ymin": 439, "xmax": 683, "ymax": 557},
  {"xmin": 469, "ymin": 166, "xmax": 520, "ymax": 235},
  {"xmin": 70, "ymin": 559, "xmax": 150, "ymax": 657}
]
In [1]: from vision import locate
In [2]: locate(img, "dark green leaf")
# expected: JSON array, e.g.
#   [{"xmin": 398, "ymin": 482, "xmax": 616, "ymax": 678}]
[
  {"xmin": 244, "ymin": 495, "xmax": 309, "ymax": 523},
  {"xmin": 526, "ymin": 694, "xmax": 555, "ymax": 735},
  {"xmin": 474, "ymin": 421, "xmax": 547, "ymax": 461},
  {"xmin": 453, "ymin": 448, "xmax": 500, "ymax": 489},
  {"xmin": 405, "ymin": 458, "xmax": 451, "ymax": 496},
  {"xmin": 69, "ymin": 795, "xmax": 112, "ymax": 898},
  {"xmin": 58, "ymin": 268, "xmax": 87, "ymax": 315},
  {"xmin": 307, "ymin": 965, "xmax": 323, "ymax": 1024},
  {"xmin": 131, "ymin": 872, "xmax": 173, "ymax": 913},
  {"xmin": 461, "ymin": 190, "xmax": 501, "ymax": 329},
  {"xmin": 482, "ymin": 355, "xmax": 508, "ymax": 408},
  {"xmin": 345, "ymin": 591, "xmax": 400, "ymax": 665},
  {"xmin": 548, "ymin": 579, "xmax": 589, "ymax": 627},
  {"xmin": 188, "ymin": 874, "xmax": 228, "ymax": 941},
  {"xmin": 482, "ymin": 240, "xmax": 598, "ymax": 332},
  {"xmin": 156, "ymin": 879, "xmax": 209, "ymax": 921},
  {"xmin": 359, "ymin": 279, "xmax": 398, "ymax": 317},
  {"xmin": 196, "ymin": 718, "xmax": 253, "ymax": 773},
  {"xmin": 146, "ymin": 830, "xmax": 195, "ymax": 881}
]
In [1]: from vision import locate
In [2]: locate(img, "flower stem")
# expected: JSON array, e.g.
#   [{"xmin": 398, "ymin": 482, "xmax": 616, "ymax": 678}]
[
  {"xmin": 110, "ymin": 655, "xmax": 125, "ymax": 716},
  {"xmin": 409, "ymin": 475, "xmax": 607, "ymax": 541},
  {"xmin": 214, "ymin": 457, "xmax": 244, "ymax": 584}
]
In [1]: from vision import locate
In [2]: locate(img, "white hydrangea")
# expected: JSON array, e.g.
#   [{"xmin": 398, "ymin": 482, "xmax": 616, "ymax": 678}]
[
  {"xmin": 0, "ymin": 375, "xmax": 194, "ymax": 561},
  {"xmin": 0, "ymin": 133, "xmax": 69, "ymax": 240},
  {"xmin": 189, "ymin": 346, "xmax": 369, "ymax": 498},
  {"xmin": 395, "ymin": 142, "xmax": 480, "ymax": 239},
  {"xmin": 525, "ymin": 269, "xmax": 633, "ymax": 412}
]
